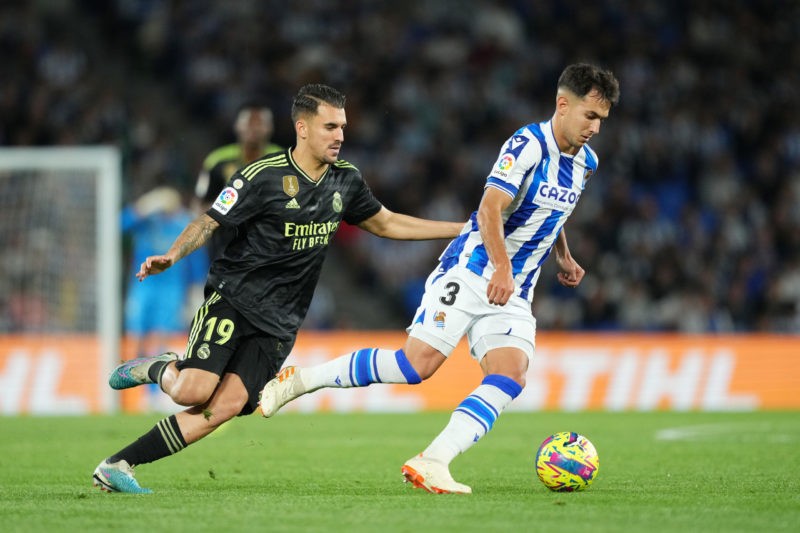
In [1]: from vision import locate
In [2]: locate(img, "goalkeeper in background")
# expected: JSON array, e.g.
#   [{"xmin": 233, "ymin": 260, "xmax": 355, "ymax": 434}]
[
  {"xmin": 193, "ymin": 103, "xmax": 282, "ymax": 261},
  {"xmin": 92, "ymin": 84, "xmax": 464, "ymax": 494},
  {"xmin": 121, "ymin": 186, "xmax": 207, "ymax": 411}
]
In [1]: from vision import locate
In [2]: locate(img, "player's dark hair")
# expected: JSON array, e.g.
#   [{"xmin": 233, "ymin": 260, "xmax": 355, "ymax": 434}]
[
  {"xmin": 291, "ymin": 84, "xmax": 346, "ymax": 121},
  {"xmin": 558, "ymin": 63, "xmax": 620, "ymax": 107}
]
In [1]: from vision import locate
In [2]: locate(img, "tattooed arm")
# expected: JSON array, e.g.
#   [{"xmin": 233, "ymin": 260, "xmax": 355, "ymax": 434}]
[{"xmin": 136, "ymin": 214, "xmax": 220, "ymax": 281}]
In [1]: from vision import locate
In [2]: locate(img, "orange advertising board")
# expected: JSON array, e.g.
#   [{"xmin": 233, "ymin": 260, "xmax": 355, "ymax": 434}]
[
  {"xmin": 1, "ymin": 333, "xmax": 798, "ymax": 414},
  {"xmin": 0, "ymin": 335, "xmax": 106, "ymax": 414},
  {"xmin": 284, "ymin": 332, "xmax": 800, "ymax": 413}
]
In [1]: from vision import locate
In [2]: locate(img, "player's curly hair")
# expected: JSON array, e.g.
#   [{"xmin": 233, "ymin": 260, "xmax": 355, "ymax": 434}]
[
  {"xmin": 558, "ymin": 63, "xmax": 620, "ymax": 106},
  {"xmin": 291, "ymin": 84, "xmax": 347, "ymax": 121}
]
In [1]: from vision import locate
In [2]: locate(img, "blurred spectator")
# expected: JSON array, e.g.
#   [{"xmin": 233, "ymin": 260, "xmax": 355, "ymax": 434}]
[
  {"xmin": 3, "ymin": 0, "xmax": 799, "ymax": 333},
  {"xmin": 193, "ymin": 103, "xmax": 282, "ymax": 261}
]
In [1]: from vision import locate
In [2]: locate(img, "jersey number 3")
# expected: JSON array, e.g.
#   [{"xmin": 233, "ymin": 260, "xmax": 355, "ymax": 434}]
[{"xmin": 439, "ymin": 282, "xmax": 460, "ymax": 306}]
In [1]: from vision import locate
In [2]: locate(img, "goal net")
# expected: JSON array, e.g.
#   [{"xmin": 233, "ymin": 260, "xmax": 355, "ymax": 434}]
[{"xmin": 0, "ymin": 147, "xmax": 121, "ymax": 414}]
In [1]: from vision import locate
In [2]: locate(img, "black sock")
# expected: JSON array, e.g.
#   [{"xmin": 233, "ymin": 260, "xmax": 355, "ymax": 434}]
[
  {"xmin": 147, "ymin": 360, "xmax": 170, "ymax": 384},
  {"xmin": 108, "ymin": 415, "xmax": 187, "ymax": 466}
]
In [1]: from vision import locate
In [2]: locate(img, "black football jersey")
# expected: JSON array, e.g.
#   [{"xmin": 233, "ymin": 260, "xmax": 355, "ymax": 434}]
[
  {"xmin": 205, "ymin": 148, "xmax": 382, "ymax": 339},
  {"xmin": 195, "ymin": 142, "xmax": 283, "ymax": 260},
  {"xmin": 196, "ymin": 142, "xmax": 284, "ymax": 203}
]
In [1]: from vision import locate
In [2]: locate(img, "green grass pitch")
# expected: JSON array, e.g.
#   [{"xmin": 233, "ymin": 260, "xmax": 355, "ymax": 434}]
[{"xmin": 1, "ymin": 411, "xmax": 798, "ymax": 532}]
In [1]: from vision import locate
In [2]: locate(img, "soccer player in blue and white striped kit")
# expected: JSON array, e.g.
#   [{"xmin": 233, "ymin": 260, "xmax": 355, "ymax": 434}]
[{"xmin": 260, "ymin": 63, "xmax": 620, "ymax": 494}]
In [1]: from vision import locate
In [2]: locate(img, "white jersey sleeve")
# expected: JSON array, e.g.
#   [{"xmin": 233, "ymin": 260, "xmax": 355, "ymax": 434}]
[
  {"xmin": 435, "ymin": 119, "xmax": 599, "ymax": 302},
  {"xmin": 486, "ymin": 131, "xmax": 544, "ymax": 199}
]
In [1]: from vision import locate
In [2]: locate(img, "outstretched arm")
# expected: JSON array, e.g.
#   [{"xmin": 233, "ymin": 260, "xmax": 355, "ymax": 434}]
[
  {"xmin": 137, "ymin": 214, "xmax": 220, "ymax": 281},
  {"xmin": 553, "ymin": 228, "xmax": 584, "ymax": 288},
  {"xmin": 357, "ymin": 206, "xmax": 463, "ymax": 240}
]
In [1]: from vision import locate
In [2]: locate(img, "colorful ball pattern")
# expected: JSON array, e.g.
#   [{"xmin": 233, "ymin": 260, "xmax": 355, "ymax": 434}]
[{"xmin": 535, "ymin": 431, "xmax": 599, "ymax": 492}]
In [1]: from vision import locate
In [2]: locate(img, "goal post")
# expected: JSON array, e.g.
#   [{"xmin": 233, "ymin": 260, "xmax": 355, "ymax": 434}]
[{"xmin": 0, "ymin": 147, "xmax": 121, "ymax": 414}]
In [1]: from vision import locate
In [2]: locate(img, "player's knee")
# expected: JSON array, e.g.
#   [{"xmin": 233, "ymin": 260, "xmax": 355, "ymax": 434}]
[
  {"xmin": 403, "ymin": 343, "xmax": 447, "ymax": 381},
  {"xmin": 480, "ymin": 350, "xmax": 529, "ymax": 389},
  {"xmin": 168, "ymin": 368, "xmax": 223, "ymax": 406},
  {"xmin": 492, "ymin": 367, "xmax": 527, "ymax": 389},
  {"xmin": 169, "ymin": 382, "xmax": 214, "ymax": 407}
]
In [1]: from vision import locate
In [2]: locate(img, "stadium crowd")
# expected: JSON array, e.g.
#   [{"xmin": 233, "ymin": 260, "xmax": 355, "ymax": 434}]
[{"xmin": 1, "ymin": 0, "xmax": 798, "ymax": 333}]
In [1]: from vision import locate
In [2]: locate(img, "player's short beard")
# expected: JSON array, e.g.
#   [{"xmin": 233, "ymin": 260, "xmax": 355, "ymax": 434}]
[{"xmin": 324, "ymin": 146, "xmax": 340, "ymax": 164}]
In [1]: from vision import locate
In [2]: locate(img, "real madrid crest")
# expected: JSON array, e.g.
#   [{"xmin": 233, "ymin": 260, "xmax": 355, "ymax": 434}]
[
  {"xmin": 283, "ymin": 175, "xmax": 299, "ymax": 197},
  {"xmin": 197, "ymin": 343, "xmax": 211, "ymax": 360},
  {"xmin": 332, "ymin": 191, "xmax": 342, "ymax": 213}
]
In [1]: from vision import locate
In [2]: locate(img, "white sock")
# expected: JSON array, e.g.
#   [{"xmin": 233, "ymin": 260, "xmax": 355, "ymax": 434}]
[
  {"xmin": 422, "ymin": 374, "xmax": 523, "ymax": 464},
  {"xmin": 300, "ymin": 348, "xmax": 421, "ymax": 390}
]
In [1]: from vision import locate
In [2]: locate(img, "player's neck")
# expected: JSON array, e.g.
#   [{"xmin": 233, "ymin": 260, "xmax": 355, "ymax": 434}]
[
  {"xmin": 290, "ymin": 146, "xmax": 328, "ymax": 182},
  {"xmin": 551, "ymin": 114, "xmax": 579, "ymax": 156}
]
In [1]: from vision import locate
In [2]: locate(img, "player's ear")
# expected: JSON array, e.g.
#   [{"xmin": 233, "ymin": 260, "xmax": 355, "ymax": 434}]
[
  {"xmin": 295, "ymin": 118, "xmax": 307, "ymax": 140},
  {"xmin": 556, "ymin": 93, "xmax": 570, "ymax": 116}
]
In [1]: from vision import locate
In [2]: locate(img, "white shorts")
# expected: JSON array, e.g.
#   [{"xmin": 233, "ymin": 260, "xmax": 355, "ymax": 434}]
[{"xmin": 407, "ymin": 265, "xmax": 536, "ymax": 362}]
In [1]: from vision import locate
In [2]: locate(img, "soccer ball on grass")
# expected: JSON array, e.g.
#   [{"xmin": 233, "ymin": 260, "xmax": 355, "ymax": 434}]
[{"xmin": 535, "ymin": 431, "xmax": 599, "ymax": 491}]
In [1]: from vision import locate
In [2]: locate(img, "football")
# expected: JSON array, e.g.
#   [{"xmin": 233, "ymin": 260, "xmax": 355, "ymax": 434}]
[{"xmin": 535, "ymin": 431, "xmax": 600, "ymax": 491}]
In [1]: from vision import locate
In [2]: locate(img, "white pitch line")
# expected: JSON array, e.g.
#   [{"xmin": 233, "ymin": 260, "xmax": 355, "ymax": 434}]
[{"xmin": 654, "ymin": 422, "xmax": 792, "ymax": 442}]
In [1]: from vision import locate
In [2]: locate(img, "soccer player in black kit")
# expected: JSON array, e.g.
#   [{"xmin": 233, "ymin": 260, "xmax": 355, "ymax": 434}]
[{"xmin": 93, "ymin": 84, "xmax": 464, "ymax": 493}]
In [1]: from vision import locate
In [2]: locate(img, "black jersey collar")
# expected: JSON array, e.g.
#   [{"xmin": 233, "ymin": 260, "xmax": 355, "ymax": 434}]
[{"xmin": 288, "ymin": 148, "xmax": 329, "ymax": 186}]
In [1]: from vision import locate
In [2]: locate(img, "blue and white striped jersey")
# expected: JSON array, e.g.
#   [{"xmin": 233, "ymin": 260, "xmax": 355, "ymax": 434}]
[{"xmin": 438, "ymin": 119, "xmax": 599, "ymax": 302}]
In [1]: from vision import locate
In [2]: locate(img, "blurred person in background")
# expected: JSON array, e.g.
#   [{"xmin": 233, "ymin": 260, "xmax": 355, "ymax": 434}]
[
  {"xmin": 5, "ymin": 2, "xmax": 796, "ymax": 333},
  {"xmin": 194, "ymin": 103, "xmax": 283, "ymax": 261},
  {"xmin": 121, "ymin": 187, "xmax": 208, "ymax": 411}
]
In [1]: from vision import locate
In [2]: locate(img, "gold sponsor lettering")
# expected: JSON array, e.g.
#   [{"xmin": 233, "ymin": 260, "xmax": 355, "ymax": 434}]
[
  {"xmin": 285, "ymin": 221, "xmax": 339, "ymax": 237},
  {"xmin": 285, "ymin": 221, "xmax": 339, "ymax": 250}
]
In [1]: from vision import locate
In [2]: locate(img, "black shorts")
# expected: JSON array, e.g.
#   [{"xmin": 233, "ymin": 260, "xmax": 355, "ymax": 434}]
[{"xmin": 175, "ymin": 291, "xmax": 294, "ymax": 415}]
